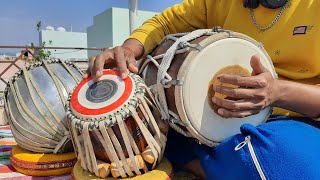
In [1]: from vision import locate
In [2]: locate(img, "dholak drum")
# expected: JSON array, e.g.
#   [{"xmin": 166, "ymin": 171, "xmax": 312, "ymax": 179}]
[
  {"xmin": 66, "ymin": 70, "xmax": 168, "ymax": 178},
  {"xmin": 4, "ymin": 59, "xmax": 83, "ymax": 153},
  {"xmin": 140, "ymin": 28, "xmax": 277, "ymax": 147}
]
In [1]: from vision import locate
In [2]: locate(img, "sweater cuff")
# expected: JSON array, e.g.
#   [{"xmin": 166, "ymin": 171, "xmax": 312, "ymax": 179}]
[{"xmin": 129, "ymin": 31, "xmax": 158, "ymax": 58}]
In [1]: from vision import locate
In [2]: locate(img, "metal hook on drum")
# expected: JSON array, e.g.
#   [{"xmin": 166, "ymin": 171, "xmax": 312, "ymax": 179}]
[
  {"xmin": 212, "ymin": 26, "xmax": 233, "ymax": 37},
  {"xmin": 160, "ymin": 79, "xmax": 184, "ymax": 88}
]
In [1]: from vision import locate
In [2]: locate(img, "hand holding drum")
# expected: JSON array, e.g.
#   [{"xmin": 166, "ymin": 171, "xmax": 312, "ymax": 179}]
[{"xmin": 210, "ymin": 55, "xmax": 278, "ymax": 119}]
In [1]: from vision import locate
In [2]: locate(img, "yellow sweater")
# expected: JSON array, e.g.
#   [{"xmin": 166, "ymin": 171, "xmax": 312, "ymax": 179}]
[{"xmin": 130, "ymin": 0, "xmax": 320, "ymax": 117}]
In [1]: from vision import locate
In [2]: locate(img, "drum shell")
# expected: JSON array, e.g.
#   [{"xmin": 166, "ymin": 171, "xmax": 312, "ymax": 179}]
[
  {"xmin": 141, "ymin": 36, "xmax": 210, "ymax": 116},
  {"xmin": 4, "ymin": 61, "xmax": 82, "ymax": 153}
]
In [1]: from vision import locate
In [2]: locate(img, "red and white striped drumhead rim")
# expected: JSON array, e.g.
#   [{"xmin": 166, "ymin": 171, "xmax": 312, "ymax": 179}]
[{"xmin": 70, "ymin": 70, "xmax": 135, "ymax": 118}]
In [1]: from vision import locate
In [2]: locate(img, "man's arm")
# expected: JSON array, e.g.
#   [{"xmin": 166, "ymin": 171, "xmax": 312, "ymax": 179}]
[
  {"xmin": 130, "ymin": 0, "xmax": 208, "ymax": 57},
  {"xmin": 86, "ymin": 0, "xmax": 208, "ymax": 80},
  {"xmin": 273, "ymin": 81, "xmax": 320, "ymax": 119}
]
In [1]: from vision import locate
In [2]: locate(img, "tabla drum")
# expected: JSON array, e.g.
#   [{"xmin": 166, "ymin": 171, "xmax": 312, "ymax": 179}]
[
  {"xmin": 140, "ymin": 27, "xmax": 277, "ymax": 147},
  {"xmin": 4, "ymin": 59, "xmax": 83, "ymax": 153},
  {"xmin": 66, "ymin": 70, "xmax": 168, "ymax": 178}
]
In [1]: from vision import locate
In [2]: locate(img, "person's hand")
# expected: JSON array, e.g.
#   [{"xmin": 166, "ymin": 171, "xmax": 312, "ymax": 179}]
[
  {"xmin": 83, "ymin": 46, "xmax": 138, "ymax": 81},
  {"xmin": 211, "ymin": 55, "xmax": 279, "ymax": 118}
]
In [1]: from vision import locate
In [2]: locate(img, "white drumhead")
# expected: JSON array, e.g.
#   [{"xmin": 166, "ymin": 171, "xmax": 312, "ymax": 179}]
[{"xmin": 176, "ymin": 35, "xmax": 276, "ymax": 144}]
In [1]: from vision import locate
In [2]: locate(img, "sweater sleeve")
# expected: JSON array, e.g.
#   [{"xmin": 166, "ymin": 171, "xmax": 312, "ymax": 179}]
[{"xmin": 129, "ymin": 0, "xmax": 207, "ymax": 57}]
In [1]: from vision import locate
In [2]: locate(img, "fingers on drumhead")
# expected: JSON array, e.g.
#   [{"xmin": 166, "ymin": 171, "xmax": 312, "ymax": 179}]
[
  {"xmin": 86, "ymin": 48, "xmax": 139, "ymax": 80},
  {"xmin": 83, "ymin": 56, "xmax": 96, "ymax": 79},
  {"xmin": 127, "ymin": 59, "xmax": 138, "ymax": 74}
]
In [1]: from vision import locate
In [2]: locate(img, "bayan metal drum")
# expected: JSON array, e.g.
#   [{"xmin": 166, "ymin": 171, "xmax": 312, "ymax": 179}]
[
  {"xmin": 140, "ymin": 27, "xmax": 277, "ymax": 147},
  {"xmin": 66, "ymin": 70, "xmax": 168, "ymax": 178},
  {"xmin": 4, "ymin": 59, "xmax": 83, "ymax": 153}
]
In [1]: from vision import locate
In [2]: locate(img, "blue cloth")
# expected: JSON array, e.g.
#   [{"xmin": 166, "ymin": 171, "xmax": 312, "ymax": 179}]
[
  {"xmin": 164, "ymin": 117, "xmax": 320, "ymax": 180},
  {"xmin": 164, "ymin": 127, "xmax": 198, "ymax": 166}
]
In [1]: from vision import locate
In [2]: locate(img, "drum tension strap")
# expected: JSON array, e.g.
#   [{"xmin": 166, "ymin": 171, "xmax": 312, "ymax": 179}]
[
  {"xmin": 178, "ymin": 41, "xmax": 203, "ymax": 52},
  {"xmin": 213, "ymin": 26, "xmax": 233, "ymax": 38},
  {"xmin": 160, "ymin": 79, "xmax": 184, "ymax": 87}
]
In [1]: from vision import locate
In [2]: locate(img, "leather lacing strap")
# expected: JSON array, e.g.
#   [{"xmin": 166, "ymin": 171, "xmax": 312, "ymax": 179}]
[
  {"xmin": 24, "ymin": 68, "xmax": 71, "ymax": 153},
  {"xmin": 67, "ymin": 72, "xmax": 167, "ymax": 178},
  {"xmin": 98, "ymin": 121, "xmax": 127, "ymax": 177},
  {"xmin": 24, "ymin": 68, "xmax": 68, "ymax": 133},
  {"xmin": 9, "ymin": 80, "xmax": 61, "ymax": 142},
  {"xmin": 83, "ymin": 123, "xmax": 98, "ymax": 176},
  {"xmin": 129, "ymin": 105, "xmax": 161, "ymax": 169},
  {"xmin": 7, "ymin": 71, "xmax": 68, "ymax": 153},
  {"xmin": 71, "ymin": 120, "xmax": 87, "ymax": 170},
  {"xmin": 60, "ymin": 60, "xmax": 82, "ymax": 83},
  {"xmin": 70, "ymin": 101, "xmax": 166, "ymax": 178},
  {"xmin": 11, "ymin": 80, "xmax": 59, "ymax": 140},
  {"xmin": 43, "ymin": 61, "xmax": 66, "ymax": 107}
]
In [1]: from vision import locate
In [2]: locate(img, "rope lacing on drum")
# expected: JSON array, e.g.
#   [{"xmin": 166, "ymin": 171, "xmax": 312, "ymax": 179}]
[
  {"xmin": 138, "ymin": 29, "xmax": 217, "ymax": 138},
  {"xmin": 157, "ymin": 29, "xmax": 213, "ymax": 120}
]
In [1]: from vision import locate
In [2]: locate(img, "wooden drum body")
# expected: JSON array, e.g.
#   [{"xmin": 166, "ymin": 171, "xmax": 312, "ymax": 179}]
[{"xmin": 140, "ymin": 28, "xmax": 277, "ymax": 147}]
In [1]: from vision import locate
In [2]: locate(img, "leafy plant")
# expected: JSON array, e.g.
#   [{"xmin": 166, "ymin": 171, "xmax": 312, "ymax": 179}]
[
  {"xmin": 30, "ymin": 21, "xmax": 52, "ymax": 63},
  {"xmin": 30, "ymin": 42, "xmax": 52, "ymax": 63}
]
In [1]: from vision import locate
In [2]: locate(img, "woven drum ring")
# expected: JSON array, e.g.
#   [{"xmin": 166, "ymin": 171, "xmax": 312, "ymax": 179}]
[
  {"xmin": 10, "ymin": 145, "xmax": 77, "ymax": 176},
  {"xmin": 66, "ymin": 69, "xmax": 169, "ymax": 179}
]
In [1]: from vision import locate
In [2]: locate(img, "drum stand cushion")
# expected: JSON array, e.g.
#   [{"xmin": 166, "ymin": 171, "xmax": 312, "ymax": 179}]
[
  {"xmin": 71, "ymin": 158, "xmax": 173, "ymax": 180},
  {"xmin": 10, "ymin": 145, "xmax": 77, "ymax": 176}
]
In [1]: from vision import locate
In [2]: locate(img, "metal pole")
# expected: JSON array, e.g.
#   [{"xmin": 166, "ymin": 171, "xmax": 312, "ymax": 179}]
[
  {"xmin": 0, "ymin": 46, "xmax": 105, "ymax": 51},
  {"xmin": 129, "ymin": 0, "xmax": 138, "ymax": 34}
]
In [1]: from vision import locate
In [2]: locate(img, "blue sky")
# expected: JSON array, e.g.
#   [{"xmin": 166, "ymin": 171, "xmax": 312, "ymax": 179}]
[{"xmin": 0, "ymin": 0, "xmax": 182, "ymax": 54}]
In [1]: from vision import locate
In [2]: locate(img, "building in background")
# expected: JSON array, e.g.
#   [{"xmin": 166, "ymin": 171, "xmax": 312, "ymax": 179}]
[
  {"xmin": 87, "ymin": 7, "xmax": 158, "ymax": 57},
  {"xmin": 39, "ymin": 27, "xmax": 88, "ymax": 60}
]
